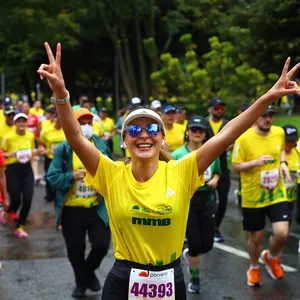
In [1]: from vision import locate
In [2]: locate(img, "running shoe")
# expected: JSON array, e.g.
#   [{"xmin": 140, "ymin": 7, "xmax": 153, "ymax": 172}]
[
  {"xmin": 0, "ymin": 211, "xmax": 8, "ymax": 225},
  {"xmin": 182, "ymin": 248, "xmax": 190, "ymax": 274},
  {"xmin": 247, "ymin": 268, "xmax": 261, "ymax": 287},
  {"xmin": 214, "ymin": 228, "xmax": 225, "ymax": 243},
  {"xmin": 14, "ymin": 226, "xmax": 29, "ymax": 239},
  {"xmin": 188, "ymin": 277, "xmax": 201, "ymax": 293},
  {"xmin": 261, "ymin": 250, "xmax": 284, "ymax": 279}
]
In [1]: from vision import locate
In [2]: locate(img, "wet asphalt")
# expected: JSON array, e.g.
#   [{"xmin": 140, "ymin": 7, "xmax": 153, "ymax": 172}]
[{"xmin": 0, "ymin": 176, "xmax": 300, "ymax": 300}]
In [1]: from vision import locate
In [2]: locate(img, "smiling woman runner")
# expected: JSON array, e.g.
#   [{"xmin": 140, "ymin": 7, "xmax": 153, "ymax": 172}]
[{"xmin": 38, "ymin": 42, "xmax": 300, "ymax": 300}]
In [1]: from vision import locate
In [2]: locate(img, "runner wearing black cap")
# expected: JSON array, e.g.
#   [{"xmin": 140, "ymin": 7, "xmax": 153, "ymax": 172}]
[
  {"xmin": 206, "ymin": 97, "xmax": 229, "ymax": 242},
  {"xmin": 173, "ymin": 115, "xmax": 221, "ymax": 293}
]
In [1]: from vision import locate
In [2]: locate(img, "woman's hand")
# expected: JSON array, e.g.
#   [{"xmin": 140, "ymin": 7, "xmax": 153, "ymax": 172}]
[
  {"xmin": 37, "ymin": 42, "xmax": 68, "ymax": 99},
  {"xmin": 267, "ymin": 57, "xmax": 300, "ymax": 102}
]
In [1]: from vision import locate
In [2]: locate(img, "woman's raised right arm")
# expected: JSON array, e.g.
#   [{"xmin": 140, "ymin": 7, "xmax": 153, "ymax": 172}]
[{"xmin": 37, "ymin": 42, "xmax": 100, "ymax": 176}]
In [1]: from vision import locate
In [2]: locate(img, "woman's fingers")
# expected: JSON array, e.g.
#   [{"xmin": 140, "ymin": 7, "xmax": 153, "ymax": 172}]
[
  {"xmin": 287, "ymin": 62, "xmax": 300, "ymax": 80},
  {"xmin": 55, "ymin": 43, "xmax": 61, "ymax": 65},
  {"xmin": 44, "ymin": 42, "xmax": 56, "ymax": 64},
  {"xmin": 37, "ymin": 63, "xmax": 50, "ymax": 79},
  {"xmin": 37, "ymin": 69, "xmax": 55, "ymax": 81},
  {"xmin": 280, "ymin": 57, "xmax": 291, "ymax": 78}
]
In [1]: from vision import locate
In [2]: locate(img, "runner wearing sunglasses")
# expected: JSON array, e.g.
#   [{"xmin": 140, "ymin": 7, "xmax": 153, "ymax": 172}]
[
  {"xmin": 206, "ymin": 98, "xmax": 230, "ymax": 243},
  {"xmin": 38, "ymin": 42, "xmax": 300, "ymax": 299}
]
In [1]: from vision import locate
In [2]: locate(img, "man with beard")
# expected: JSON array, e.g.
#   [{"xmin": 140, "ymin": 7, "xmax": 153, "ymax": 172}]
[
  {"xmin": 205, "ymin": 98, "xmax": 230, "ymax": 242},
  {"xmin": 232, "ymin": 105, "xmax": 290, "ymax": 287}
]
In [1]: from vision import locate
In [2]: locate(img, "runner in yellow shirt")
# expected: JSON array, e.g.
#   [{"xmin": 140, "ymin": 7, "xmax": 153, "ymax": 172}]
[
  {"xmin": 0, "ymin": 97, "xmax": 13, "ymax": 124},
  {"xmin": 29, "ymin": 100, "xmax": 45, "ymax": 119},
  {"xmin": 39, "ymin": 42, "xmax": 300, "ymax": 299},
  {"xmin": 232, "ymin": 105, "xmax": 290, "ymax": 287},
  {"xmin": 161, "ymin": 104, "xmax": 185, "ymax": 151},
  {"xmin": 0, "ymin": 105, "xmax": 16, "ymax": 146},
  {"xmin": 46, "ymin": 108, "xmax": 111, "ymax": 298},
  {"xmin": 99, "ymin": 107, "xmax": 115, "ymax": 152},
  {"xmin": 39, "ymin": 110, "xmax": 66, "ymax": 202},
  {"xmin": 175, "ymin": 105, "xmax": 188, "ymax": 128},
  {"xmin": 206, "ymin": 97, "xmax": 230, "ymax": 243},
  {"xmin": 41, "ymin": 106, "xmax": 57, "ymax": 132},
  {"xmin": 282, "ymin": 125, "xmax": 300, "ymax": 221},
  {"xmin": 1, "ymin": 113, "xmax": 39, "ymax": 238}
]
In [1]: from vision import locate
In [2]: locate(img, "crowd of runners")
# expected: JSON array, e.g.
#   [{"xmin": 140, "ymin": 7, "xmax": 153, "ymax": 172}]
[{"xmin": 0, "ymin": 43, "xmax": 299, "ymax": 299}]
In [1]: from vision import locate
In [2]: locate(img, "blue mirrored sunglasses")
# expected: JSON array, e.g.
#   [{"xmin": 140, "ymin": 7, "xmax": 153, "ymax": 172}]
[{"xmin": 126, "ymin": 124, "xmax": 161, "ymax": 138}]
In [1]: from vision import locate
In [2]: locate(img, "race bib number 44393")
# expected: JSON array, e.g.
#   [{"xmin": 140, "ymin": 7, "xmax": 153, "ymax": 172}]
[{"xmin": 129, "ymin": 268, "xmax": 174, "ymax": 300}]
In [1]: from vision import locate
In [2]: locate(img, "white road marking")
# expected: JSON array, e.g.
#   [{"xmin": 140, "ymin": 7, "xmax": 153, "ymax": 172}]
[{"xmin": 213, "ymin": 242, "xmax": 297, "ymax": 272}]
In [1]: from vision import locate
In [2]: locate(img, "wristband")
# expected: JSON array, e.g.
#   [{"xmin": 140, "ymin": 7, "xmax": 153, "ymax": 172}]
[
  {"xmin": 280, "ymin": 161, "xmax": 288, "ymax": 166},
  {"xmin": 51, "ymin": 90, "xmax": 70, "ymax": 104}
]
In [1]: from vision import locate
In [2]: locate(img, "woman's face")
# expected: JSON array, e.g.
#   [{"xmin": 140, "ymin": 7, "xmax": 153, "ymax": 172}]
[
  {"xmin": 187, "ymin": 127, "xmax": 206, "ymax": 143},
  {"xmin": 124, "ymin": 117, "xmax": 163, "ymax": 160},
  {"xmin": 15, "ymin": 118, "xmax": 27, "ymax": 132}
]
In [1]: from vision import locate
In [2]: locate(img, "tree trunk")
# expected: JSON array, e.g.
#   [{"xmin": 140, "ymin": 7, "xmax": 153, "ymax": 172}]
[
  {"xmin": 134, "ymin": 6, "xmax": 148, "ymax": 101},
  {"xmin": 120, "ymin": 26, "xmax": 138, "ymax": 96},
  {"xmin": 148, "ymin": 0, "xmax": 158, "ymax": 97},
  {"xmin": 99, "ymin": 10, "xmax": 134, "ymax": 98}
]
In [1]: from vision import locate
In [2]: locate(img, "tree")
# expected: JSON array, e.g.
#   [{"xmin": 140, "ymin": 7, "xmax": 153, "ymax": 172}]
[{"xmin": 151, "ymin": 34, "xmax": 275, "ymax": 116}]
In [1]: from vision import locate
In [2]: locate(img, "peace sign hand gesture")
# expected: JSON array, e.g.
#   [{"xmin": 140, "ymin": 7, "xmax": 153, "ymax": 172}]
[
  {"xmin": 37, "ymin": 42, "xmax": 68, "ymax": 99},
  {"xmin": 267, "ymin": 57, "xmax": 300, "ymax": 102}
]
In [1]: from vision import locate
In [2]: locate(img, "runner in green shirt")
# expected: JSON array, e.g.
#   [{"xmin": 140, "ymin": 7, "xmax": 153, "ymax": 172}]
[{"xmin": 172, "ymin": 115, "xmax": 221, "ymax": 293}]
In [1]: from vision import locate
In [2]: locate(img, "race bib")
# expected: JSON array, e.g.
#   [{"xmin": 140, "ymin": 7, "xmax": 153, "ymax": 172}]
[
  {"xmin": 129, "ymin": 268, "xmax": 175, "ymax": 300},
  {"xmin": 260, "ymin": 169, "xmax": 279, "ymax": 190},
  {"xmin": 16, "ymin": 149, "xmax": 32, "ymax": 164},
  {"xmin": 284, "ymin": 172, "xmax": 297, "ymax": 189},
  {"xmin": 75, "ymin": 180, "xmax": 97, "ymax": 198},
  {"xmin": 204, "ymin": 166, "xmax": 212, "ymax": 182}
]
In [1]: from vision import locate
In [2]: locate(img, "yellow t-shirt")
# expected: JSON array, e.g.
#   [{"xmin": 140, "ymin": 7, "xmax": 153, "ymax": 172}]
[
  {"xmin": 232, "ymin": 126, "xmax": 287, "ymax": 208},
  {"xmin": 65, "ymin": 152, "xmax": 99, "ymax": 207},
  {"xmin": 296, "ymin": 141, "xmax": 300, "ymax": 184},
  {"xmin": 285, "ymin": 148, "xmax": 300, "ymax": 201},
  {"xmin": 41, "ymin": 119, "xmax": 54, "ymax": 132},
  {"xmin": 93, "ymin": 121, "xmax": 104, "ymax": 137},
  {"xmin": 29, "ymin": 107, "xmax": 45, "ymax": 117},
  {"xmin": 1, "ymin": 130, "xmax": 35, "ymax": 165},
  {"xmin": 86, "ymin": 150, "xmax": 203, "ymax": 265},
  {"xmin": 39, "ymin": 125, "xmax": 66, "ymax": 159},
  {"xmin": 209, "ymin": 119, "xmax": 222, "ymax": 135},
  {"xmin": 0, "ymin": 121, "xmax": 15, "ymax": 147},
  {"xmin": 0, "ymin": 110, "xmax": 4, "ymax": 124},
  {"xmin": 100, "ymin": 117, "xmax": 115, "ymax": 134},
  {"xmin": 165, "ymin": 123, "xmax": 185, "ymax": 151}
]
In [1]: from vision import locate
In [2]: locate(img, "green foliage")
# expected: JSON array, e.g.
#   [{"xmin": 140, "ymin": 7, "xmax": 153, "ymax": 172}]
[{"xmin": 151, "ymin": 34, "xmax": 276, "ymax": 116}]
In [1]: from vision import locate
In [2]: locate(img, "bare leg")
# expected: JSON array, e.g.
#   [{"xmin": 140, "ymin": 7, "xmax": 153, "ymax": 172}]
[
  {"xmin": 269, "ymin": 221, "xmax": 289, "ymax": 257},
  {"xmin": 247, "ymin": 230, "xmax": 264, "ymax": 266}
]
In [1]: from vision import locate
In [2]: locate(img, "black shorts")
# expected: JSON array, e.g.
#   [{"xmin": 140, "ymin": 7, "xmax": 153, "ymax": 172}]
[
  {"xmin": 102, "ymin": 258, "xmax": 186, "ymax": 300},
  {"xmin": 242, "ymin": 201, "xmax": 289, "ymax": 232},
  {"xmin": 186, "ymin": 191, "xmax": 215, "ymax": 256}
]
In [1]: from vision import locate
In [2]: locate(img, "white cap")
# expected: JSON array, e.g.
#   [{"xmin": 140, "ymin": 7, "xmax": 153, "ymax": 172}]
[
  {"xmin": 131, "ymin": 97, "xmax": 142, "ymax": 105},
  {"xmin": 13, "ymin": 113, "xmax": 28, "ymax": 122},
  {"xmin": 121, "ymin": 108, "xmax": 165, "ymax": 139},
  {"xmin": 150, "ymin": 100, "xmax": 161, "ymax": 110}
]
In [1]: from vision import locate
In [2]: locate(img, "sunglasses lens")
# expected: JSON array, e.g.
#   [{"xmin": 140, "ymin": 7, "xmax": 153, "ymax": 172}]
[
  {"xmin": 214, "ymin": 106, "xmax": 224, "ymax": 111},
  {"xmin": 127, "ymin": 125, "xmax": 142, "ymax": 137},
  {"xmin": 146, "ymin": 124, "xmax": 160, "ymax": 136}
]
